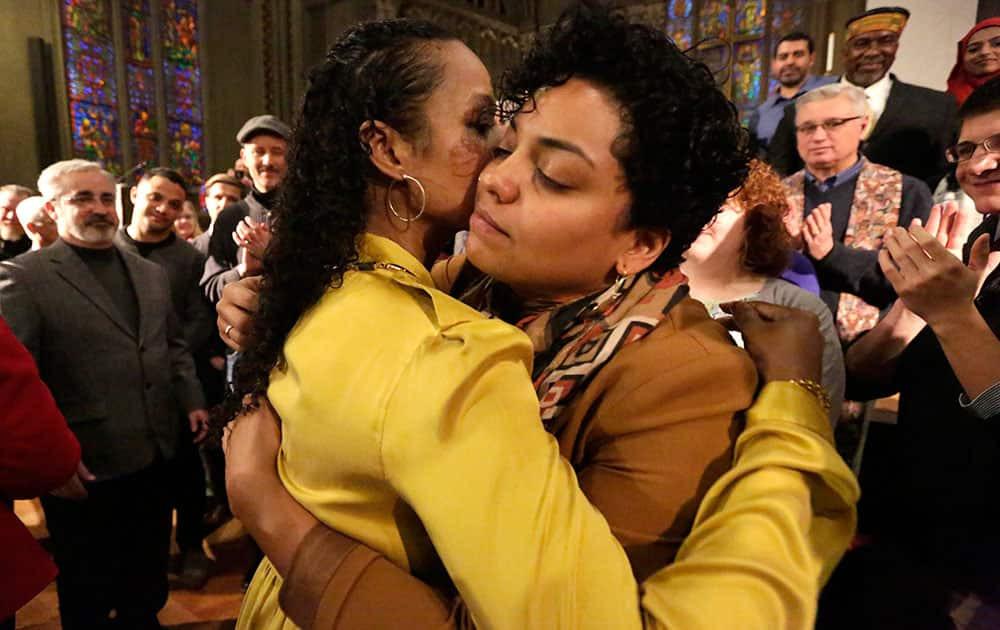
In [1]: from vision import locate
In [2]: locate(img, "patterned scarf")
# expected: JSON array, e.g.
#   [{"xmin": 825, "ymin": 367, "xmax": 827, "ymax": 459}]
[
  {"xmin": 784, "ymin": 157, "xmax": 902, "ymax": 341},
  {"xmin": 455, "ymin": 268, "xmax": 688, "ymax": 434}
]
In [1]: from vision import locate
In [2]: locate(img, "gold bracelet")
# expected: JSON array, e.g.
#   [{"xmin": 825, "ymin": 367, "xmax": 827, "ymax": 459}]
[{"xmin": 788, "ymin": 379, "xmax": 832, "ymax": 415}]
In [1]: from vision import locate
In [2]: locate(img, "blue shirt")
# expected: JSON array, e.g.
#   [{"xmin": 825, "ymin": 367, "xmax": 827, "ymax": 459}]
[
  {"xmin": 750, "ymin": 75, "xmax": 838, "ymax": 148},
  {"xmin": 803, "ymin": 156, "xmax": 864, "ymax": 194}
]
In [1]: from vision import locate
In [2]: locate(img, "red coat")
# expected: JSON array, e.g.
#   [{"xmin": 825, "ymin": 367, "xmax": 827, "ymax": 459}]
[{"xmin": 0, "ymin": 315, "xmax": 80, "ymax": 618}]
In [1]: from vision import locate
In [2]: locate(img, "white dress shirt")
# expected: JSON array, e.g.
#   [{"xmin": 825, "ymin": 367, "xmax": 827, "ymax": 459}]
[{"xmin": 843, "ymin": 73, "xmax": 893, "ymax": 128}]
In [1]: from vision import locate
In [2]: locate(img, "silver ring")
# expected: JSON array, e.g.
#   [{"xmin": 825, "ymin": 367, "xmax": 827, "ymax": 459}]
[{"xmin": 224, "ymin": 324, "xmax": 234, "ymax": 338}]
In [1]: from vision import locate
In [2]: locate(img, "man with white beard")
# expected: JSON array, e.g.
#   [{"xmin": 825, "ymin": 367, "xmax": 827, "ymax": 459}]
[{"xmin": 0, "ymin": 159, "xmax": 207, "ymax": 629}]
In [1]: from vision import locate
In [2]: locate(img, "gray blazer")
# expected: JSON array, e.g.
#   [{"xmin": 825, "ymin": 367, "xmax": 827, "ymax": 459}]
[{"xmin": 0, "ymin": 240, "xmax": 205, "ymax": 480}]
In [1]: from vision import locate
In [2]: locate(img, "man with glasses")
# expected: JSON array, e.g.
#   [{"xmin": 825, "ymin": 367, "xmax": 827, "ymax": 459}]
[
  {"xmin": 0, "ymin": 185, "xmax": 33, "ymax": 261},
  {"xmin": 823, "ymin": 75, "xmax": 1000, "ymax": 630},
  {"xmin": 782, "ymin": 82, "xmax": 932, "ymax": 342},
  {"xmin": 749, "ymin": 32, "xmax": 836, "ymax": 157},
  {"xmin": 770, "ymin": 7, "xmax": 957, "ymax": 192},
  {"xmin": 0, "ymin": 159, "xmax": 207, "ymax": 629}
]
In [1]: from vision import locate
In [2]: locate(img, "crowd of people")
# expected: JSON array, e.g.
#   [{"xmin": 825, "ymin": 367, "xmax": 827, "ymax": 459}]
[{"xmin": 2, "ymin": 2, "xmax": 999, "ymax": 629}]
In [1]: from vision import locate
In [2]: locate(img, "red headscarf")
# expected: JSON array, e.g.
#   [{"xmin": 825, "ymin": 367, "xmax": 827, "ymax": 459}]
[{"xmin": 948, "ymin": 18, "xmax": 1000, "ymax": 105}]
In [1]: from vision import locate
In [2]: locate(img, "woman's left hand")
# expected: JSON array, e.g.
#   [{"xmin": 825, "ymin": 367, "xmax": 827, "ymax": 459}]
[{"xmin": 224, "ymin": 396, "xmax": 283, "ymax": 521}]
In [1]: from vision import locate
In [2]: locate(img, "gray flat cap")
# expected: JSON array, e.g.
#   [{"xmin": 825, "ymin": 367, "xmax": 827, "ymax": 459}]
[{"xmin": 236, "ymin": 115, "xmax": 292, "ymax": 143}]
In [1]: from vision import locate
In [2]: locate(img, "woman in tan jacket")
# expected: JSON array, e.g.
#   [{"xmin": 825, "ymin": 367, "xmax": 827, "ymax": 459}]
[{"xmin": 219, "ymin": 4, "xmax": 856, "ymax": 628}]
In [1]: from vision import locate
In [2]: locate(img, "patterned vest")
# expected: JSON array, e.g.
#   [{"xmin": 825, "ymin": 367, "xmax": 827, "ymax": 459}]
[{"xmin": 783, "ymin": 157, "xmax": 903, "ymax": 341}]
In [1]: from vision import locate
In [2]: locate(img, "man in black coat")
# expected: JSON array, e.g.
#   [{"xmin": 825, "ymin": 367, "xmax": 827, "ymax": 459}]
[
  {"xmin": 115, "ymin": 166, "xmax": 217, "ymax": 589},
  {"xmin": 768, "ymin": 6, "xmax": 957, "ymax": 192}
]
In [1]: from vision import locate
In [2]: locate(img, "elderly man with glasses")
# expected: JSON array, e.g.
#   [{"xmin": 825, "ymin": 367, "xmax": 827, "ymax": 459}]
[
  {"xmin": 770, "ymin": 6, "xmax": 958, "ymax": 192},
  {"xmin": 781, "ymin": 82, "xmax": 932, "ymax": 343}
]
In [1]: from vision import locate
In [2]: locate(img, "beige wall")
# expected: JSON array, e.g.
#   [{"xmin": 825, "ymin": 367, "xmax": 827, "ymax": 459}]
[
  {"xmin": 201, "ymin": 0, "xmax": 265, "ymax": 177},
  {"xmin": 867, "ymin": 0, "xmax": 978, "ymax": 91},
  {"xmin": 0, "ymin": 0, "xmax": 60, "ymax": 188}
]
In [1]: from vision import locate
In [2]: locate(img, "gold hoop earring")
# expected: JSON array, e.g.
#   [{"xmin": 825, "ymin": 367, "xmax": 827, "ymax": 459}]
[{"xmin": 387, "ymin": 174, "xmax": 426, "ymax": 223}]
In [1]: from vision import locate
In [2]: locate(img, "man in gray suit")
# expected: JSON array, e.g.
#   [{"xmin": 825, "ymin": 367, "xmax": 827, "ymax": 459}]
[{"xmin": 0, "ymin": 159, "xmax": 208, "ymax": 630}]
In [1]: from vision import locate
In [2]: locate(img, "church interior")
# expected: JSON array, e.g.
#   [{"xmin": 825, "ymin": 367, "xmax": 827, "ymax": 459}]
[{"xmin": 2, "ymin": 0, "xmax": 999, "ymax": 629}]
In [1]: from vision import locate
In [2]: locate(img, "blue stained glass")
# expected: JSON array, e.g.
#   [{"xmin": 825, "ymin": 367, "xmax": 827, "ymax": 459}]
[
  {"xmin": 70, "ymin": 100, "xmax": 120, "ymax": 169},
  {"xmin": 668, "ymin": 0, "xmax": 693, "ymax": 20},
  {"xmin": 64, "ymin": 34, "xmax": 117, "ymax": 104},
  {"xmin": 164, "ymin": 62, "xmax": 202, "ymax": 121}
]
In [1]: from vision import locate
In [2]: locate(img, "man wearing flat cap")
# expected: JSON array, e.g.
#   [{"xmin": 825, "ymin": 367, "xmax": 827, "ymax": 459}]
[
  {"xmin": 199, "ymin": 115, "xmax": 290, "ymax": 304},
  {"xmin": 770, "ymin": 6, "xmax": 958, "ymax": 192}
]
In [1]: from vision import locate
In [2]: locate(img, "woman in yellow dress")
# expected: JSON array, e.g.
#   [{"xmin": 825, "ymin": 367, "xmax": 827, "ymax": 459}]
[{"xmin": 224, "ymin": 5, "xmax": 857, "ymax": 629}]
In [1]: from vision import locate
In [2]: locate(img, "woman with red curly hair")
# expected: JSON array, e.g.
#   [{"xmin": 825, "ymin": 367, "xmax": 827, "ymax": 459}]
[{"xmin": 683, "ymin": 159, "xmax": 845, "ymax": 425}]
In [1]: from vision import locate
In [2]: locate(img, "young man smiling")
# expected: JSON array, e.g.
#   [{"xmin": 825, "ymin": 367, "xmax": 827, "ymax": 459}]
[{"xmin": 828, "ymin": 75, "xmax": 1000, "ymax": 630}]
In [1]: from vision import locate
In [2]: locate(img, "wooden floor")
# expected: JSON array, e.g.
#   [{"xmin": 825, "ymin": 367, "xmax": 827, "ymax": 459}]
[{"xmin": 13, "ymin": 500, "xmax": 249, "ymax": 630}]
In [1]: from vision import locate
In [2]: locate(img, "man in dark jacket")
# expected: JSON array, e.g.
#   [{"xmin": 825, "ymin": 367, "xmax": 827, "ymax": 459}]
[
  {"xmin": 0, "ymin": 159, "xmax": 207, "ymax": 629},
  {"xmin": 768, "ymin": 6, "xmax": 957, "ymax": 192},
  {"xmin": 115, "ymin": 166, "xmax": 217, "ymax": 589}
]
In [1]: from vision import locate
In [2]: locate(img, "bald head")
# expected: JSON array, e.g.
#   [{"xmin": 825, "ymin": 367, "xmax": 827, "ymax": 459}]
[
  {"xmin": 16, "ymin": 196, "xmax": 58, "ymax": 249},
  {"xmin": 0, "ymin": 185, "xmax": 31, "ymax": 242}
]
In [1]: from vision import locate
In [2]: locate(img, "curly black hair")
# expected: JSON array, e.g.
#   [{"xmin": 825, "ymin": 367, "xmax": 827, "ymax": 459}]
[
  {"xmin": 499, "ymin": 1, "xmax": 751, "ymax": 271},
  {"xmin": 221, "ymin": 19, "xmax": 457, "ymax": 423}
]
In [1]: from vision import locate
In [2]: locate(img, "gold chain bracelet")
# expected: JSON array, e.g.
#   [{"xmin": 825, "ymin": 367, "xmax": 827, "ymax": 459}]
[{"xmin": 789, "ymin": 379, "xmax": 832, "ymax": 415}]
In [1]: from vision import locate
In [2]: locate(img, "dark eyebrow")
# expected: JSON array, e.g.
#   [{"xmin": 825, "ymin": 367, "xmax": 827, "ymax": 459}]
[
  {"xmin": 538, "ymin": 137, "xmax": 596, "ymax": 168},
  {"xmin": 507, "ymin": 115, "xmax": 595, "ymax": 168}
]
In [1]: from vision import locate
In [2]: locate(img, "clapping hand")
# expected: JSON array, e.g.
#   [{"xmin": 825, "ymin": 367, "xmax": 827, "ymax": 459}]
[
  {"xmin": 879, "ymin": 212, "xmax": 1000, "ymax": 328},
  {"xmin": 803, "ymin": 203, "xmax": 834, "ymax": 260}
]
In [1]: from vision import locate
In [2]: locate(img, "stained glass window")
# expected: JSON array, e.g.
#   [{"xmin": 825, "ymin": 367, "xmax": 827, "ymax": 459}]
[
  {"xmin": 662, "ymin": 0, "xmax": 814, "ymax": 127},
  {"xmin": 162, "ymin": 0, "xmax": 204, "ymax": 184},
  {"xmin": 771, "ymin": 0, "xmax": 807, "ymax": 36},
  {"xmin": 167, "ymin": 120, "xmax": 203, "ymax": 183},
  {"xmin": 733, "ymin": 40, "xmax": 764, "ymax": 124},
  {"xmin": 124, "ymin": 0, "xmax": 158, "ymax": 166},
  {"xmin": 59, "ymin": 0, "xmax": 205, "ymax": 183},
  {"xmin": 666, "ymin": 0, "xmax": 695, "ymax": 49},
  {"xmin": 734, "ymin": 0, "xmax": 765, "ymax": 37},
  {"xmin": 699, "ymin": 1, "xmax": 729, "ymax": 42},
  {"xmin": 60, "ymin": 0, "xmax": 121, "ymax": 171}
]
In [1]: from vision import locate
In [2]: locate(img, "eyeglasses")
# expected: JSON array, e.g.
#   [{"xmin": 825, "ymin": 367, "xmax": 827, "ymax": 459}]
[
  {"xmin": 849, "ymin": 34, "xmax": 899, "ymax": 52},
  {"xmin": 945, "ymin": 133, "xmax": 1000, "ymax": 163},
  {"xmin": 795, "ymin": 116, "xmax": 863, "ymax": 136},
  {"xmin": 61, "ymin": 192, "xmax": 116, "ymax": 207}
]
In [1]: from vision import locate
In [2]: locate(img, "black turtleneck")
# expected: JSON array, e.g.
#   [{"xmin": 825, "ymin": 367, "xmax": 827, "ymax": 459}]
[
  {"xmin": 0, "ymin": 235, "xmax": 31, "ymax": 261},
  {"xmin": 207, "ymin": 187, "xmax": 275, "ymax": 269},
  {"xmin": 251, "ymin": 187, "xmax": 278, "ymax": 210},
  {"xmin": 66, "ymin": 242, "xmax": 139, "ymax": 333},
  {"xmin": 118, "ymin": 227, "xmax": 176, "ymax": 258}
]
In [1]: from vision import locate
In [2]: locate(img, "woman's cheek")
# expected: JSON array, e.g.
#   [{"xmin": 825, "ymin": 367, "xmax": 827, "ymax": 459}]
[{"xmin": 449, "ymin": 134, "xmax": 490, "ymax": 179}]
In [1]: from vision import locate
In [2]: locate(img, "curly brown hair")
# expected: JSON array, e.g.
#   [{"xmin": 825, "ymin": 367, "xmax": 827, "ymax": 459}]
[{"xmin": 732, "ymin": 159, "xmax": 792, "ymax": 277}]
